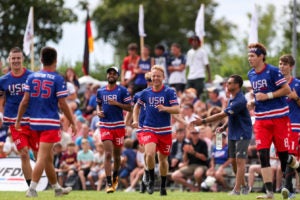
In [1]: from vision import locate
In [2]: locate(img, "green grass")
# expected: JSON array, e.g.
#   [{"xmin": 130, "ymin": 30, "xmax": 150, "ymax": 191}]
[{"xmin": 0, "ymin": 190, "xmax": 287, "ymax": 200}]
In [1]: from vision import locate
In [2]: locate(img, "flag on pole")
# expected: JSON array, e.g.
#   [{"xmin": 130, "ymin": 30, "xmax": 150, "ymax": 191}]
[
  {"xmin": 195, "ymin": 4, "xmax": 205, "ymax": 40},
  {"xmin": 82, "ymin": 12, "xmax": 94, "ymax": 76},
  {"xmin": 138, "ymin": 4, "xmax": 146, "ymax": 37},
  {"xmin": 248, "ymin": 5, "xmax": 258, "ymax": 44},
  {"xmin": 23, "ymin": 7, "xmax": 34, "ymax": 56}
]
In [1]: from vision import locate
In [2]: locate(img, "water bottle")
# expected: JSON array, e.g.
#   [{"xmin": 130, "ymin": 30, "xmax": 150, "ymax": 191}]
[{"xmin": 216, "ymin": 132, "xmax": 223, "ymax": 150}]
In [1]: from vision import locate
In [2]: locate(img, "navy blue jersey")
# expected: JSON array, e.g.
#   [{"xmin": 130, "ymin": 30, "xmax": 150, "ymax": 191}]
[
  {"xmin": 224, "ymin": 91, "xmax": 252, "ymax": 140},
  {"xmin": 25, "ymin": 70, "xmax": 68, "ymax": 130},
  {"xmin": 138, "ymin": 86, "xmax": 178, "ymax": 134},
  {"xmin": 0, "ymin": 69, "xmax": 32, "ymax": 125},
  {"xmin": 248, "ymin": 64, "xmax": 289, "ymax": 120},
  {"xmin": 134, "ymin": 57, "xmax": 151, "ymax": 85},
  {"xmin": 287, "ymin": 78, "xmax": 300, "ymax": 132},
  {"xmin": 212, "ymin": 144, "xmax": 229, "ymax": 165},
  {"xmin": 96, "ymin": 85, "xmax": 131, "ymax": 129}
]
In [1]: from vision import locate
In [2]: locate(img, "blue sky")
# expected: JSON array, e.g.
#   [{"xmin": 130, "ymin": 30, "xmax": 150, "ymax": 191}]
[{"xmin": 47, "ymin": 0, "xmax": 290, "ymax": 68}]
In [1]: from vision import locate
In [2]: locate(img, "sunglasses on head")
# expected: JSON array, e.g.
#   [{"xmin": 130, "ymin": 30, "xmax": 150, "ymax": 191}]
[{"xmin": 146, "ymin": 79, "xmax": 152, "ymax": 82}]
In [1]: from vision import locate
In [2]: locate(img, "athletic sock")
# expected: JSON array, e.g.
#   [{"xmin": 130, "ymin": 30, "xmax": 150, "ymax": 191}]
[
  {"xmin": 149, "ymin": 169, "xmax": 155, "ymax": 182},
  {"xmin": 106, "ymin": 176, "xmax": 112, "ymax": 186},
  {"xmin": 161, "ymin": 176, "xmax": 166, "ymax": 188},
  {"xmin": 29, "ymin": 181, "xmax": 38, "ymax": 190},
  {"xmin": 26, "ymin": 179, "xmax": 31, "ymax": 186},
  {"xmin": 51, "ymin": 182, "xmax": 61, "ymax": 190}
]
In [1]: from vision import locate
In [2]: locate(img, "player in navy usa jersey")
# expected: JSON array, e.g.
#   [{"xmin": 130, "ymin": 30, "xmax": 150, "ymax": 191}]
[
  {"xmin": 96, "ymin": 66, "xmax": 132, "ymax": 193},
  {"xmin": 278, "ymin": 55, "xmax": 300, "ymax": 199},
  {"xmin": 0, "ymin": 47, "xmax": 39, "ymax": 188},
  {"xmin": 247, "ymin": 43, "xmax": 291, "ymax": 199},
  {"xmin": 132, "ymin": 65, "xmax": 180, "ymax": 196},
  {"xmin": 15, "ymin": 47, "xmax": 76, "ymax": 197}
]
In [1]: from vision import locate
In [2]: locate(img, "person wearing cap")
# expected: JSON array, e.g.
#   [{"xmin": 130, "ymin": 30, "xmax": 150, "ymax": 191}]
[
  {"xmin": 278, "ymin": 54, "xmax": 300, "ymax": 199},
  {"xmin": 186, "ymin": 35, "xmax": 211, "ymax": 98},
  {"xmin": 247, "ymin": 43, "xmax": 291, "ymax": 199},
  {"xmin": 121, "ymin": 43, "xmax": 140, "ymax": 87},
  {"xmin": 192, "ymin": 74, "xmax": 252, "ymax": 196},
  {"xmin": 96, "ymin": 66, "xmax": 132, "ymax": 193},
  {"xmin": 206, "ymin": 87, "xmax": 223, "ymax": 109},
  {"xmin": 171, "ymin": 126, "xmax": 208, "ymax": 192}
]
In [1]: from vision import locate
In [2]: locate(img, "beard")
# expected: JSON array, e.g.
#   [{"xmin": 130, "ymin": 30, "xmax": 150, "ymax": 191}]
[{"xmin": 108, "ymin": 78, "xmax": 117, "ymax": 84}]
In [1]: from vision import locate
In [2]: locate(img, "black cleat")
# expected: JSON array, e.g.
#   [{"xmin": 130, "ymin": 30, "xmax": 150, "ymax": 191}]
[
  {"xmin": 140, "ymin": 181, "xmax": 146, "ymax": 193},
  {"xmin": 147, "ymin": 181, "xmax": 154, "ymax": 195},
  {"xmin": 160, "ymin": 188, "xmax": 167, "ymax": 196}
]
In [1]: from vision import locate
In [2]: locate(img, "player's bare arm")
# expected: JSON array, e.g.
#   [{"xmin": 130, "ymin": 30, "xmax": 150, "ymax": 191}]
[
  {"xmin": 58, "ymin": 97, "xmax": 77, "ymax": 136},
  {"xmin": 256, "ymin": 83, "xmax": 291, "ymax": 101},
  {"xmin": 107, "ymin": 98, "xmax": 131, "ymax": 112},
  {"xmin": 15, "ymin": 92, "xmax": 30, "ymax": 130},
  {"xmin": 192, "ymin": 111, "xmax": 227, "ymax": 126},
  {"xmin": 132, "ymin": 103, "xmax": 141, "ymax": 128},
  {"xmin": 96, "ymin": 104, "xmax": 105, "ymax": 118},
  {"xmin": 0, "ymin": 95, "xmax": 5, "ymax": 113},
  {"xmin": 156, "ymin": 104, "xmax": 180, "ymax": 114}
]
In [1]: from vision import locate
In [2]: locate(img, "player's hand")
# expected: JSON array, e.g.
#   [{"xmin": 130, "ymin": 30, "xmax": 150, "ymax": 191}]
[
  {"xmin": 156, "ymin": 104, "xmax": 166, "ymax": 112},
  {"xmin": 191, "ymin": 116, "xmax": 202, "ymax": 126},
  {"xmin": 15, "ymin": 121, "xmax": 21, "ymax": 131},
  {"xmin": 108, "ymin": 98, "xmax": 118, "ymax": 106},
  {"xmin": 216, "ymin": 127, "xmax": 224, "ymax": 133},
  {"xmin": 132, "ymin": 121, "xmax": 138, "ymax": 128},
  {"xmin": 247, "ymin": 100, "xmax": 255, "ymax": 110},
  {"xmin": 97, "ymin": 110, "xmax": 105, "ymax": 118},
  {"xmin": 288, "ymin": 88, "xmax": 299, "ymax": 100},
  {"xmin": 70, "ymin": 124, "xmax": 77, "ymax": 136},
  {"xmin": 255, "ymin": 92, "xmax": 268, "ymax": 101}
]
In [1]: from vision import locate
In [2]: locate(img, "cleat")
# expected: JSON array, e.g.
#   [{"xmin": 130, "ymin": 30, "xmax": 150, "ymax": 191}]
[
  {"xmin": 147, "ymin": 181, "xmax": 154, "ymax": 195},
  {"xmin": 106, "ymin": 186, "xmax": 115, "ymax": 193},
  {"xmin": 228, "ymin": 190, "xmax": 240, "ymax": 196},
  {"xmin": 241, "ymin": 186, "xmax": 250, "ymax": 195},
  {"xmin": 256, "ymin": 192, "xmax": 274, "ymax": 199},
  {"xmin": 287, "ymin": 155, "xmax": 299, "ymax": 169},
  {"xmin": 281, "ymin": 188, "xmax": 289, "ymax": 199},
  {"xmin": 112, "ymin": 176, "xmax": 119, "ymax": 191},
  {"xmin": 160, "ymin": 188, "xmax": 167, "ymax": 196},
  {"xmin": 288, "ymin": 192, "xmax": 296, "ymax": 199},
  {"xmin": 26, "ymin": 188, "xmax": 38, "ymax": 198},
  {"xmin": 54, "ymin": 187, "xmax": 72, "ymax": 197},
  {"xmin": 140, "ymin": 181, "xmax": 146, "ymax": 193}
]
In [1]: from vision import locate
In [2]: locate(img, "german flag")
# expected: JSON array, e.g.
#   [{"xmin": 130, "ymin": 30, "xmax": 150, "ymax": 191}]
[{"xmin": 82, "ymin": 12, "xmax": 94, "ymax": 75}]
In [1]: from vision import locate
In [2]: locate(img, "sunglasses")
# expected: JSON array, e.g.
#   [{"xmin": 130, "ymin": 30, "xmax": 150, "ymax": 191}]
[{"xmin": 146, "ymin": 79, "xmax": 152, "ymax": 82}]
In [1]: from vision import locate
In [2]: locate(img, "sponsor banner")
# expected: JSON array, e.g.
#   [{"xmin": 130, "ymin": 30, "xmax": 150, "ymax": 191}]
[{"xmin": 0, "ymin": 157, "xmax": 48, "ymax": 191}]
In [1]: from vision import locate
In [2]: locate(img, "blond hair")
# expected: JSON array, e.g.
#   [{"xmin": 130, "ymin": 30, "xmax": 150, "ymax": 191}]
[
  {"xmin": 151, "ymin": 65, "xmax": 165, "ymax": 75},
  {"xmin": 145, "ymin": 72, "xmax": 152, "ymax": 80}
]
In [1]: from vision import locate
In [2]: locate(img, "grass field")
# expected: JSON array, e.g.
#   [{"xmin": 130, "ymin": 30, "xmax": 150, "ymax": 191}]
[{"xmin": 0, "ymin": 190, "xmax": 288, "ymax": 200}]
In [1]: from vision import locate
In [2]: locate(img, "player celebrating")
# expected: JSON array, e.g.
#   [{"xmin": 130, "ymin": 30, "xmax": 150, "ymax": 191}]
[
  {"xmin": 96, "ymin": 66, "xmax": 132, "ymax": 193},
  {"xmin": 132, "ymin": 65, "xmax": 180, "ymax": 196},
  {"xmin": 0, "ymin": 47, "xmax": 39, "ymax": 187},
  {"xmin": 278, "ymin": 54, "xmax": 300, "ymax": 199},
  {"xmin": 15, "ymin": 47, "xmax": 76, "ymax": 197},
  {"xmin": 247, "ymin": 43, "xmax": 291, "ymax": 199}
]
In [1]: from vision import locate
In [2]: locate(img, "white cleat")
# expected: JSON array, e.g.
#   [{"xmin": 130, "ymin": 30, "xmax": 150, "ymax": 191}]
[
  {"xmin": 55, "ymin": 186, "xmax": 72, "ymax": 197},
  {"xmin": 26, "ymin": 188, "xmax": 38, "ymax": 198}
]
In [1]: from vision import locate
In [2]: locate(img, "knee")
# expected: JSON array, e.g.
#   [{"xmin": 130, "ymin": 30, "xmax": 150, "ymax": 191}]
[
  {"xmin": 171, "ymin": 171, "xmax": 181, "ymax": 180},
  {"xmin": 105, "ymin": 152, "xmax": 112, "ymax": 161},
  {"xmin": 19, "ymin": 149, "xmax": 29, "ymax": 161}
]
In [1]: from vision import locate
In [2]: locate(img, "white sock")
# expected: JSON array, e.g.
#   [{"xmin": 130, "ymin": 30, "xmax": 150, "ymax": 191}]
[
  {"xmin": 52, "ymin": 182, "xmax": 61, "ymax": 190},
  {"xmin": 29, "ymin": 181, "xmax": 38, "ymax": 190}
]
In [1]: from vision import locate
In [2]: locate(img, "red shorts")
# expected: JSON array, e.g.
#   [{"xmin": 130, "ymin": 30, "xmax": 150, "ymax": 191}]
[
  {"xmin": 100, "ymin": 128, "xmax": 125, "ymax": 147},
  {"xmin": 136, "ymin": 130, "xmax": 146, "ymax": 145},
  {"xmin": 254, "ymin": 116, "xmax": 290, "ymax": 152},
  {"xmin": 141, "ymin": 131, "xmax": 172, "ymax": 156},
  {"xmin": 288, "ymin": 131, "xmax": 299, "ymax": 155},
  {"xmin": 10, "ymin": 125, "xmax": 39, "ymax": 151},
  {"xmin": 36, "ymin": 129, "xmax": 61, "ymax": 143}
]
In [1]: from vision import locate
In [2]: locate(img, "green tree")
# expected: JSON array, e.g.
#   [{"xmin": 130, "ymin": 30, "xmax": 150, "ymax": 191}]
[
  {"xmin": 0, "ymin": 0, "xmax": 77, "ymax": 59},
  {"xmin": 92, "ymin": 0, "xmax": 235, "ymax": 58}
]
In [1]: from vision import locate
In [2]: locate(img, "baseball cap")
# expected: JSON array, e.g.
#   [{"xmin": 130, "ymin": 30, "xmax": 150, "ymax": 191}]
[
  {"xmin": 106, "ymin": 66, "xmax": 119, "ymax": 75},
  {"xmin": 188, "ymin": 35, "xmax": 201, "ymax": 44}
]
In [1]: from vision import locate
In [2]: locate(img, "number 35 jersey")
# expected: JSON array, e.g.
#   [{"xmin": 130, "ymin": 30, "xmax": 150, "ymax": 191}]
[
  {"xmin": 0, "ymin": 68, "xmax": 32, "ymax": 125},
  {"xmin": 25, "ymin": 70, "xmax": 68, "ymax": 130}
]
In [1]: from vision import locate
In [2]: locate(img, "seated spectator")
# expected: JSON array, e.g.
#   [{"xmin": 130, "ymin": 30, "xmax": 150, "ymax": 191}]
[
  {"xmin": 85, "ymin": 84, "xmax": 100, "ymax": 117},
  {"xmin": 77, "ymin": 139, "xmax": 94, "ymax": 190},
  {"xmin": 53, "ymin": 143, "xmax": 63, "ymax": 176},
  {"xmin": 171, "ymin": 128, "xmax": 208, "ymax": 191},
  {"xmin": 124, "ymin": 143, "xmax": 145, "ymax": 192},
  {"xmin": 87, "ymin": 142, "xmax": 105, "ymax": 191},
  {"xmin": 59, "ymin": 142, "xmax": 77, "ymax": 186},
  {"xmin": 65, "ymin": 68, "xmax": 80, "ymax": 91},
  {"xmin": 201, "ymin": 132, "xmax": 231, "ymax": 191},
  {"xmin": 206, "ymin": 87, "xmax": 223, "ymax": 109},
  {"xmin": 3, "ymin": 132, "xmax": 18, "ymax": 157},
  {"xmin": 0, "ymin": 141, "xmax": 7, "ymax": 158},
  {"xmin": 75, "ymin": 123, "xmax": 95, "ymax": 151},
  {"xmin": 169, "ymin": 127, "xmax": 189, "ymax": 172},
  {"xmin": 119, "ymin": 138, "xmax": 137, "ymax": 189}
]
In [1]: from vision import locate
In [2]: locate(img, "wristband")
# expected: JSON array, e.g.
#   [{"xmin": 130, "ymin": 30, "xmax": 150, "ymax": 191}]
[
  {"xmin": 267, "ymin": 92, "xmax": 274, "ymax": 99},
  {"xmin": 202, "ymin": 119, "xmax": 206, "ymax": 124}
]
